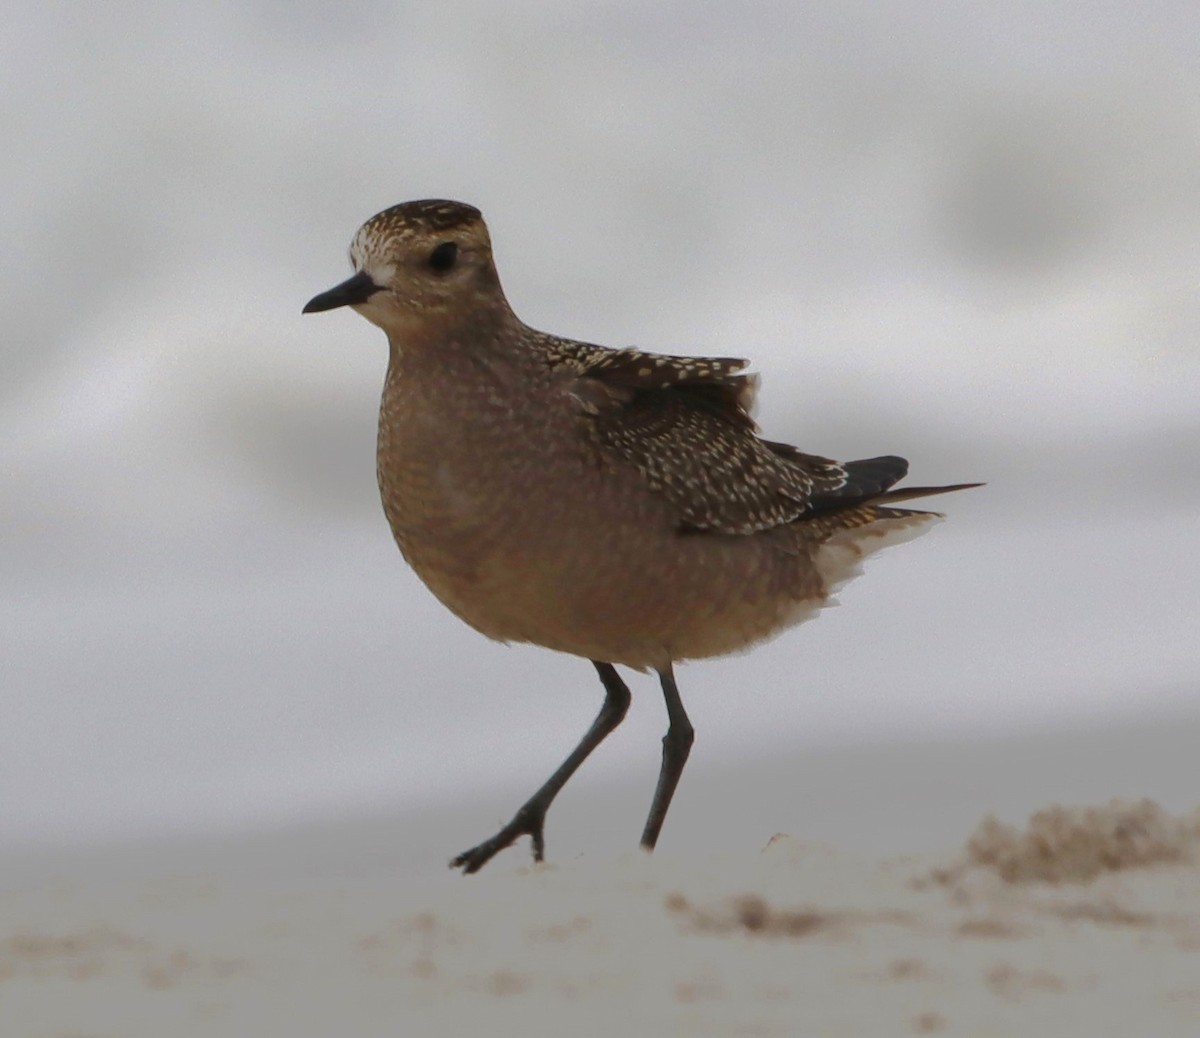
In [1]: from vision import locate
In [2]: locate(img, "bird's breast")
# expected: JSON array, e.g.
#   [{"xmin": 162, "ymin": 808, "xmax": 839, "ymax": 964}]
[{"xmin": 374, "ymin": 353, "xmax": 579, "ymax": 603}]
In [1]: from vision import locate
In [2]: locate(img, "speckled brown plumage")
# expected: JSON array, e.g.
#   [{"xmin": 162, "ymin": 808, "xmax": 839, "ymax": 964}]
[{"xmin": 304, "ymin": 199, "xmax": 980, "ymax": 874}]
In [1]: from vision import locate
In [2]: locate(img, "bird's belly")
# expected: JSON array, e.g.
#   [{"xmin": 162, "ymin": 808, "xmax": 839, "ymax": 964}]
[{"xmin": 378, "ymin": 455, "xmax": 831, "ymax": 669}]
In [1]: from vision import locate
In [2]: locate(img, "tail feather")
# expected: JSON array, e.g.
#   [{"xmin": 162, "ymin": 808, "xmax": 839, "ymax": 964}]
[
  {"xmin": 803, "ymin": 455, "xmax": 981, "ymax": 518},
  {"xmin": 875, "ymin": 482, "xmax": 984, "ymax": 505}
]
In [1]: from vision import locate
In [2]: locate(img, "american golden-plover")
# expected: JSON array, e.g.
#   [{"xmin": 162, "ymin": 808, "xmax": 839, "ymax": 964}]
[{"xmin": 304, "ymin": 199, "xmax": 979, "ymax": 874}]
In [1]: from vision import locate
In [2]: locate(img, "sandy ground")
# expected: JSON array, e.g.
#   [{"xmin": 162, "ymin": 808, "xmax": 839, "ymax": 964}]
[{"xmin": 5, "ymin": 725, "xmax": 1200, "ymax": 1038}]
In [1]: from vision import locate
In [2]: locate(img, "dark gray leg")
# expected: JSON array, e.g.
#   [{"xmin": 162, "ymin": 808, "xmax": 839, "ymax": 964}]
[
  {"xmin": 639, "ymin": 663, "xmax": 694, "ymax": 851},
  {"xmin": 451, "ymin": 661, "xmax": 631, "ymax": 874}
]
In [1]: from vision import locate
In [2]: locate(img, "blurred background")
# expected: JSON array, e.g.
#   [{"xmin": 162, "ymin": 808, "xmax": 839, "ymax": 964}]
[{"xmin": 3, "ymin": 2, "xmax": 1198, "ymax": 868}]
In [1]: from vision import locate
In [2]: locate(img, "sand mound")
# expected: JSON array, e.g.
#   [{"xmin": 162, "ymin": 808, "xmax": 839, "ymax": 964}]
[{"xmin": 963, "ymin": 798, "xmax": 1200, "ymax": 884}]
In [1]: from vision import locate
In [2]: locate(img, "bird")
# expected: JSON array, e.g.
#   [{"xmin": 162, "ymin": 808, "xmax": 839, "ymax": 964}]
[{"xmin": 303, "ymin": 199, "xmax": 979, "ymax": 874}]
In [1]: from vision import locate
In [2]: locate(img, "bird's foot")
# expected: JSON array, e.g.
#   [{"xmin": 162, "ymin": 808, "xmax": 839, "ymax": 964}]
[{"xmin": 450, "ymin": 801, "xmax": 547, "ymax": 875}]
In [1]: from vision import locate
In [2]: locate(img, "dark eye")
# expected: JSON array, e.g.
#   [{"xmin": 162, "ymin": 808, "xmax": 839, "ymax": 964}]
[{"xmin": 429, "ymin": 241, "xmax": 458, "ymax": 272}]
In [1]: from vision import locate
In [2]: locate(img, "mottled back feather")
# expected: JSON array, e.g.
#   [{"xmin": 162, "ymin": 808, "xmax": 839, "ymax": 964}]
[{"xmin": 532, "ymin": 338, "xmax": 864, "ymax": 534}]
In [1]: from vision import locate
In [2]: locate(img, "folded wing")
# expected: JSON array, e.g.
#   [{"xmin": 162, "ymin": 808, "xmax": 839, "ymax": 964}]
[{"xmin": 556, "ymin": 344, "xmax": 919, "ymax": 535}]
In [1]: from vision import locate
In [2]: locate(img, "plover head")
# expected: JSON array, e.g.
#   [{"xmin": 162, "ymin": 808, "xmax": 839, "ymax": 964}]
[{"xmin": 303, "ymin": 199, "xmax": 505, "ymax": 333}]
